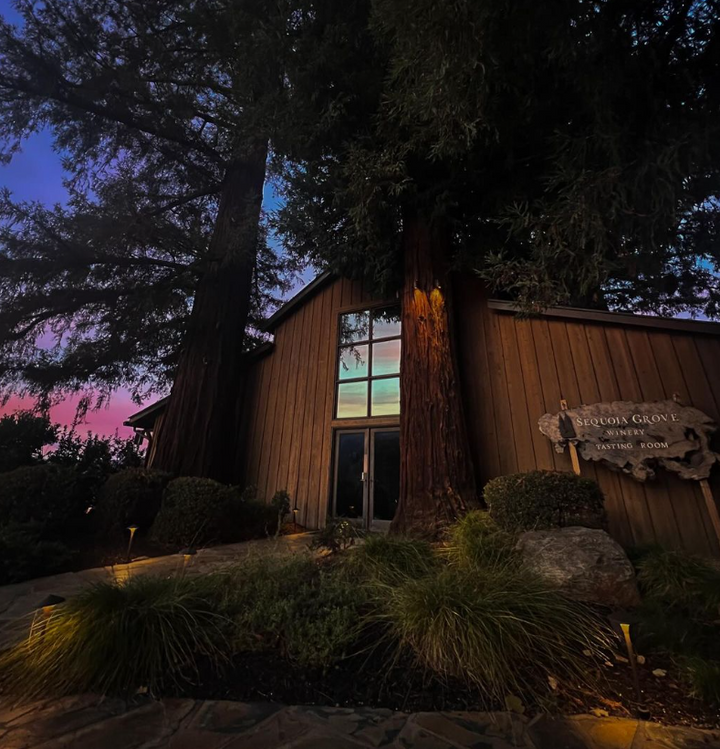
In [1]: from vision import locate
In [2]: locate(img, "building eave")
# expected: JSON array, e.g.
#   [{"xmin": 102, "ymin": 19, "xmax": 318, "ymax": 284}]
[
  {"xmin": 260, "ymin": 271, "xmax": 336, "ymax": 333},
  {"xmin": 487, "ymin": 299, "xmax": 720, "ymax": 336}
]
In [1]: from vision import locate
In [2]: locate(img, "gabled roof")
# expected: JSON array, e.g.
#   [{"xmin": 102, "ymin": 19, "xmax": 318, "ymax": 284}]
[
  {"xmin": 261, "ymin": 271, "xmax": 335, "ymax": 333},
  {"xmin": 124, "ymin": 396, "xmax": 169, "ymax": 429}
]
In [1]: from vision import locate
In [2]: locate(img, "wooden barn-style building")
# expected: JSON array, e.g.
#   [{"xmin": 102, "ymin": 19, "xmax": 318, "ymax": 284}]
[{"xmin": 126, "ymin": 273, "xmax": 720, "ymax": 557}]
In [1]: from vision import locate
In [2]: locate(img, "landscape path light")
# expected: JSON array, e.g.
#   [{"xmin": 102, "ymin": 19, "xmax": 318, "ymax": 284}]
[
  {"xmin": 610, "ymin": 611, "xmax": 649, "ymax": 720},
  {"xmin": 292, "ymin": 503, "xmax": 299, "ymax": 533},
  {"xmin": 126, "ymin": 525, "xmax": 139, "ymax": 562},
  {"xmin": 179, "ymin": 547, "xmax": 197, "ymax": 576},
  {"xmin": 30, "ymin": 594, "xmax": 65, "ymax": 640}
]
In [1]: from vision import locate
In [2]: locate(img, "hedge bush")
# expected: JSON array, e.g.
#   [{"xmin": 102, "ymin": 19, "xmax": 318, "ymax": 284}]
[
  {"xmin": 0, "ymin": 523, "xmax": 74, "ymax": 585},
  {"xmin": 484, "ymin": 470, "xmax": 606, "ymax": 533},
  {"xmin": 151, "ymin": 477, "xmax": 240, "ymax": 547},
  {"xmin": 151, "ymin": 477, "xmax": 278, "ymax": 547},
  {"xmin": 0, "ymin": 464, "xmax": 84, "ymax": 534},
  {"xmin": 95, "ymin": 468, "xmax": 171, "ymax": 536}
]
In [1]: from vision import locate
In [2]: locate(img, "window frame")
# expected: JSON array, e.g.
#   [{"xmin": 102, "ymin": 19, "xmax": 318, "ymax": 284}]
[{"xmin": 334, "ymin": 303, "xmax": 401, "ymax": 420}]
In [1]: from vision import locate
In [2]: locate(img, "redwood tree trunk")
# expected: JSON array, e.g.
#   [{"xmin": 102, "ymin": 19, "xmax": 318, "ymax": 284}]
[
  {"xmin": 151, "ymin": 141, "xmax": 268, "ymax": 481},
  {"xmin": 390, "ymin": 208, "xmax": 478, "ymax": 536}
]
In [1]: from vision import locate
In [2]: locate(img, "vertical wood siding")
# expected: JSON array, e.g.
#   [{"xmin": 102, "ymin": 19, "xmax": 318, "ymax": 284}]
[
  {"xmin": 236, "ymin": 273, "xmax": 720, "ymax": 555},
  {"xmin": 237, "ymin": 277, "xmax": 375, "ymax": 528},
  {"xmin": 455, "ymin": 277, "xmax": 720, "ymax": 557}
]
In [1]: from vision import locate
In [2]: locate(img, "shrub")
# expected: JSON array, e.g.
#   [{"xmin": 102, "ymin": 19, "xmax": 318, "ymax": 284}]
[
  {"xmin": 370, "ymin": 564, "xmax": 612, "ymax": 704},
  {"xmin": 152, "ymin": 477, "xmax": 240, "ymax": 547},
  {"xmin": 347, "ymin": 534, "xmax": 437, "ymax": 583},
  {"xmin": 0, "ymin": 464, "xmax": 84, "ymax": 534},
  {"xmin": 0, "ymin": 412, "xmax": 56, "ymax": 473},
  {"xmin": 0, "ymin": 523, "xmax": 74, "ymax": 585},
  {"xmin": 95, "ymin": 468, "xmax": 171, "ymax": 536},
  {"xmin": 484, "ymin": 470, "xmax": 606, "ymax": 533},
  {"xmin": 227, "ymin": 556, "xmax": 364, "ymax": 670},
  {"xmin": 0, "ymin": 574, "xmax": 232, "ymax": 700},
  {"xmin": 443, "ymin": 511, "xmax": 516, "ymax": 569}
]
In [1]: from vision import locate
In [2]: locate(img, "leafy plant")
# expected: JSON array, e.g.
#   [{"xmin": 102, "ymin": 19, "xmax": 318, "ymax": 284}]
[
  {"xmin": 0, "ymin": 574, "xmax": 232, "ymax": 700},
  {"xmin": 484, "ymin": 471, "xmax": 606, "ymax": 533},
  {"xmin": 270, "ymin": 489, "xmax": 291, "ymax": 537},
  {"xmin": 443, "ymin": 510, "xmax": 516, "ymax": 569},
  {"xmin": 369, "ymin": 563, "xmax": 612, "ymax": 705},
  {"xmin": 310, "ymin": 519, "xmax": 360, "ymax": 554},
  {"xmin": 227, "ymin": 556, "xmax": 364, "ymax": 670},
  {"xmin": 95, "ymin": 468, "xmax": 172, "ymax": 537}
]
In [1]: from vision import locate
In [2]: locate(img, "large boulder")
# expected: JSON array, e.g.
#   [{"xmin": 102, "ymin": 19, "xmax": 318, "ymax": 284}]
[{"xmin": 515, "ymin": 526, "xmax": 640, "ymax": 607}]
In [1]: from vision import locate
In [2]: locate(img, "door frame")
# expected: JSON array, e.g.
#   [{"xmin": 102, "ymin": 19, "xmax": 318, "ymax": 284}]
[
  {"xmin": 368, "ymin": 426, "xmax": 400, "ymax": 531},
  {"xmin": 331, "ymin": 426, "xmax": 400, "ymax": 530}
]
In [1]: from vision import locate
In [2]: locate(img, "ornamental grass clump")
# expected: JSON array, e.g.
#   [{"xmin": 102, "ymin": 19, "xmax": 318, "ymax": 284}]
[
  {"xmin": 442, "ymin": 510, "xmax": 516, "ymax": 569},
  {"xmin": 347, "ymin": 533, "xmax": 437, "ymax": 583},
  {"xmin": 0, "ymin": 574, "xmax": 232, "ymax": 701},
  {"xmin": 371, "ymin": 563, "xmax": 613, "ymax": 705}
]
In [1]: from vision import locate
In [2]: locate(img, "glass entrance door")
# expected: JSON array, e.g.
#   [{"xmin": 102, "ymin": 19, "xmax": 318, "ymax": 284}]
[{"xmin": 332, "ymin": 428, "xmax": 400, "ymax": 530}]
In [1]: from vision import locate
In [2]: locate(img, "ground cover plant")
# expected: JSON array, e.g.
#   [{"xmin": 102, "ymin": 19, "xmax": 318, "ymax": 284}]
[
  {"xmin": 633, "ymin": 546, "xmax": 720, "ymax": 705},
  {"xmin": 1, "ymin": 512, "xmax": 718, "ymax": 728}
]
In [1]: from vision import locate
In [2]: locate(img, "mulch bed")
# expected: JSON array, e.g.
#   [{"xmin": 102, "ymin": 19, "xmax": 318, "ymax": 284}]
[{"xmin": 174, "ymin": 645, "xmax": 719, "ymax": 730}]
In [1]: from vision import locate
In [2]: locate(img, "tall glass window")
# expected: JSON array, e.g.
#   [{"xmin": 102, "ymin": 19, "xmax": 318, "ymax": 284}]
[{"xmin": 335, "ymin": 306, "xmax": 401, "ymax": 418}]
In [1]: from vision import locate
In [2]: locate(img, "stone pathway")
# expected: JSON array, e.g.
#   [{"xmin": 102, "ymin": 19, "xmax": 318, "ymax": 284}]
[
  {"xmin": 0, "ymin": 696, "xmax": 717, "ymax": 749},
  {"xmin": 0, "ymin": 534, "xmax": 313, "ymax": 647}
]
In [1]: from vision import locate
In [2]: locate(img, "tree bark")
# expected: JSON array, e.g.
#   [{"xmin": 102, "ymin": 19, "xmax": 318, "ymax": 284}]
[
  {"xmin": 151, "ymin": 141, "xmax": 268, "ymax": 481},
  {"xmin": 390, "ymin": 208, "xmax": 478, "ymax": 536}
]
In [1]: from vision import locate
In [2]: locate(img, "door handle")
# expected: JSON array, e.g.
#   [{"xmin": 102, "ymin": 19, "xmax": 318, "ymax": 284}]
[{"xmin": 361, "ymin": 471, "xmax": 368, "ymax": 482}]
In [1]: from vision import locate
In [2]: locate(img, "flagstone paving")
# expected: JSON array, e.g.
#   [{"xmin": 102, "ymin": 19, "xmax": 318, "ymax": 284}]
[
  {"xmin": 0, "ymin": 696, "xmax": 717, "ymax": 749},
  {"xmin": 0, "ymin": 533, "xmax": 314, "ymax": 647}
]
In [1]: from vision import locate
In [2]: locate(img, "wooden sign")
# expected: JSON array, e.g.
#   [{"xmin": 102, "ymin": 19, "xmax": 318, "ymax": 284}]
[{"xmin": 538, "ymin": 399, "xmax": 720, "ymax": 482}]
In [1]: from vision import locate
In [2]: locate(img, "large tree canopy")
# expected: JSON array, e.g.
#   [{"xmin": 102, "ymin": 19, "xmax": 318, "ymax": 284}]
[
  {"xmin": 278, "ymin": 0, "xmax": 720, "ymax": 317},
  {"xmin": 0, "ymin": 0, "xmax": 294, "ymax": 408},
  {"xmin": 277, "ymin": 0, "xmax": 720, "ymax": 534}
]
